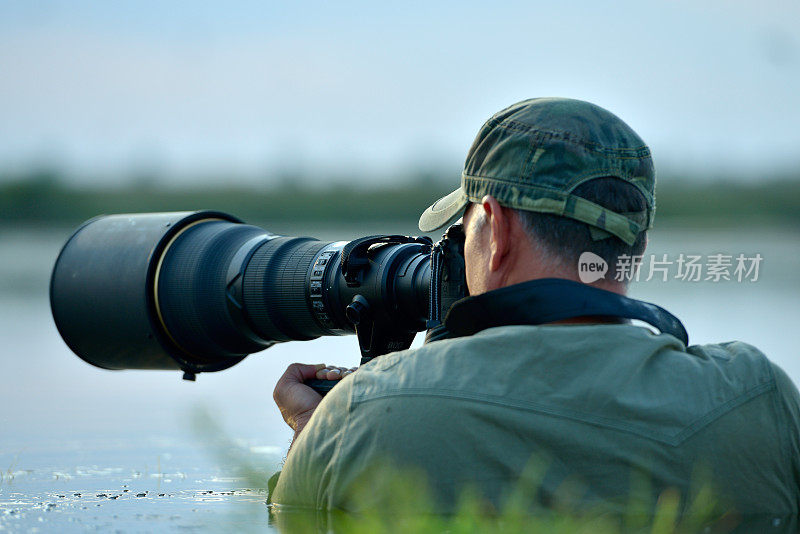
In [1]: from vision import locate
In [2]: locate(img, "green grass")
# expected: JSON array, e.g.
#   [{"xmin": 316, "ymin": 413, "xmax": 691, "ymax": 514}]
[
  {"xmin": 192, "ymin": 409, "xmax": 740, "ymax": 534},
  {"xmin": 2, "ymin": 171, "xmax": 799, "ymax": 231},
  {"xmin": 0, "ymin": 173, "xmax": 446, "ymax": 229}
]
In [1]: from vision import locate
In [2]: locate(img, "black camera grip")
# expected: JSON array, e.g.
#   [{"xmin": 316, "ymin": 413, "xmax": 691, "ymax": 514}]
[{"xmin": 305, "ymin": 378, "xmax": 338, "ymax": 396}]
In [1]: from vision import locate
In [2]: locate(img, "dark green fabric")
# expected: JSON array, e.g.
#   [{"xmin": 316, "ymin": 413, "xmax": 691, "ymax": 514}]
[{"xmin": 273, "ymin": 324, "xmax": 800, "ymax": 516}]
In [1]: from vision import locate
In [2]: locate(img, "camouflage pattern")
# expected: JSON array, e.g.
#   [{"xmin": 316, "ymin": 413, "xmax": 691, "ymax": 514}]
[{"xmin": 418, "ymin": 98, "xmax": 656, "ymax": 245}]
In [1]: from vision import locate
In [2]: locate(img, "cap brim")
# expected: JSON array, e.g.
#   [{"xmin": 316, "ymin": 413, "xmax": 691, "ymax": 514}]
[{"xmin": 418, "ymin": 187, "xmax": 469, "ymax": 232}]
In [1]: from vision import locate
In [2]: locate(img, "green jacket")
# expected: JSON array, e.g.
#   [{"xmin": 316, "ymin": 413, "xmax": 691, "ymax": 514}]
[{"xmin": 273, "ymin": 286, "xmax": 800, "ymax": 524}]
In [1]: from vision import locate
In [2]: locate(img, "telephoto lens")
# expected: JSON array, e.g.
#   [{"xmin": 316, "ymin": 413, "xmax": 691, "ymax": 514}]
[{"xmin": 50, "ymin": 211, "xmax": 432, "ymax": 380}]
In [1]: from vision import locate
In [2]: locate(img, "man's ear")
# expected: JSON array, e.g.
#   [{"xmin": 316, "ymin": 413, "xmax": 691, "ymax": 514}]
[{"xmin": 481, "ymin": 195, "xmax": 510, "ymax": 272}]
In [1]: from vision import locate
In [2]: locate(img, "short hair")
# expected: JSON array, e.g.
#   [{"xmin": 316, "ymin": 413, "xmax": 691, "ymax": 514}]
[{"xmin": 514, "ymin": 177, "xmax": 648, "ymax": 278}]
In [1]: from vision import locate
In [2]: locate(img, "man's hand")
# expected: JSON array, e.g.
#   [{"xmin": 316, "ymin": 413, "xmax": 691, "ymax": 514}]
[{"xmin": 273, "ymin": 363, "xmax": 355, "ymax": 440}]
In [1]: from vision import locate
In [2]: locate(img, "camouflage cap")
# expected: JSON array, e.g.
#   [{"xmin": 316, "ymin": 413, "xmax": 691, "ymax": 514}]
[{"xmin": 418, "ymin": 98, "xmax": 655, "ymax": 245}]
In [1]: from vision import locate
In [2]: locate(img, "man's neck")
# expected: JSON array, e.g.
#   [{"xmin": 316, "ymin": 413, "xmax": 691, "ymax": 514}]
[{"xmin": 502, "ymin": 272, "xmax": 628, "ymax": 297}]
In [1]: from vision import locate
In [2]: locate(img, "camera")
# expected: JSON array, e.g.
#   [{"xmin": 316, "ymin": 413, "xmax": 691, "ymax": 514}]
[{"xmin": 50, "ymin": 211, "xmax": 466, "ymax": 392}]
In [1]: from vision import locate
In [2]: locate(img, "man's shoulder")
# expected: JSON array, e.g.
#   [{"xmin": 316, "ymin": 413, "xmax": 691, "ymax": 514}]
[
  {"xmin": 685, "ymin": 339, "xmax": 780, "ymax": 389},
  {"xmin": 356, "ymin": 322, "xmax": 693, "ymax": 382},
  {"xmin": 347, "ymin": 325, "xmax": 791, "ymax": 427},
  {"xmin": 347, "ymin": 324, "xmax": 682, "ymax": 403}
]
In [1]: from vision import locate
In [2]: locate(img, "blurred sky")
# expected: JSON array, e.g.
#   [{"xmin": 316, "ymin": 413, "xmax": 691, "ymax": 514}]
[{"xmin": 1, "ymin": 0, "xmax": 799, "ymax": 187}]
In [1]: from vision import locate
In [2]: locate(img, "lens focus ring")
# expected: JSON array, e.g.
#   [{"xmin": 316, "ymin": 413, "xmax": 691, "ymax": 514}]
[{"xmin": 242, "ymin": 237, "xmax": 329, "ymax": 342}]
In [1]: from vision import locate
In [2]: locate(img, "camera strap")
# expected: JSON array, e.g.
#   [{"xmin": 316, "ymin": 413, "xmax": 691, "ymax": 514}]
[{"xmin": 441, "ymin": 278, "xmax": 689, "ymax": 345}]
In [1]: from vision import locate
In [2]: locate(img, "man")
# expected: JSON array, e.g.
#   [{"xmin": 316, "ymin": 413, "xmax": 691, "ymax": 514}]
[{"xmin": 271, "ymin": 98, "xmax": 800, "ymax": 524}]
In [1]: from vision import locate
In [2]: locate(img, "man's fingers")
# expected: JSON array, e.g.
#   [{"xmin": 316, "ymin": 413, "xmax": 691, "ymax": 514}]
[
  {"xmin": 326, "ymin": 368, "xmax": 342, "ymax": 379},
  {"xmin": 315, "ymin": 366, "xmax": 356, "ymax": 380},
  {"xmin": 316, "ymin": 367, "xmax": 341, "ymax": 380},
  {"xmin": 282, "ymin": 363, "xmax": 326, "ymax": 384},
  {"xmin": 279, "ymin": 363, "xmax": 354, "ymax": 383}
]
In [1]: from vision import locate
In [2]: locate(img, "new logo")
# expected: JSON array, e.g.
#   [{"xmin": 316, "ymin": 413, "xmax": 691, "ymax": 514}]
[{"xmin": 577, "ymin": 252, "xmax": 608, "ymax": 283}]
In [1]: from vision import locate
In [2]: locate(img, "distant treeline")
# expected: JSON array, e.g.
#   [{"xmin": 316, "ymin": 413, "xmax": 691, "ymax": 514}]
[{"xmin": 0, "ymin": 170, "xmax": 798, "ymax": 230}]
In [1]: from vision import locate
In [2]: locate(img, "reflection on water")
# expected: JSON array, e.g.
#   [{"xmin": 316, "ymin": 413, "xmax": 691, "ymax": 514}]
[{"xmin": 1, "ymin": 224, "xmax": 798, "ymax": 531}]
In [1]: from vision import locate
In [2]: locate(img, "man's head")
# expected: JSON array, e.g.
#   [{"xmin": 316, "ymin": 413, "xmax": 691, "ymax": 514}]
[{"xmin": 419, "ymin": 98, "xmax": 655, "ymax": 295}]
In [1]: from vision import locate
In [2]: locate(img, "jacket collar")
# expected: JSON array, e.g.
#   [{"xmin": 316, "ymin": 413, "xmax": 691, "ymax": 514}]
[{"xmin": 444, "ymin": 278, "xmax": 688, "ymax": 345}]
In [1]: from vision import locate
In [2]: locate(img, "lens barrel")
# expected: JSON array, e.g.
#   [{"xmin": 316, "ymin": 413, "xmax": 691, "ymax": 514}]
[{"xmin": 50, "ymin": 211, "xmax": 431, "ymax": 375}]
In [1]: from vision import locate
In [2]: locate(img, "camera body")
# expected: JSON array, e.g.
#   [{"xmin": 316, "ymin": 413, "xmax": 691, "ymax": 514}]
[{"xmin": 50, "ymin": 211, "xmax": 466, "ymax": 385}]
